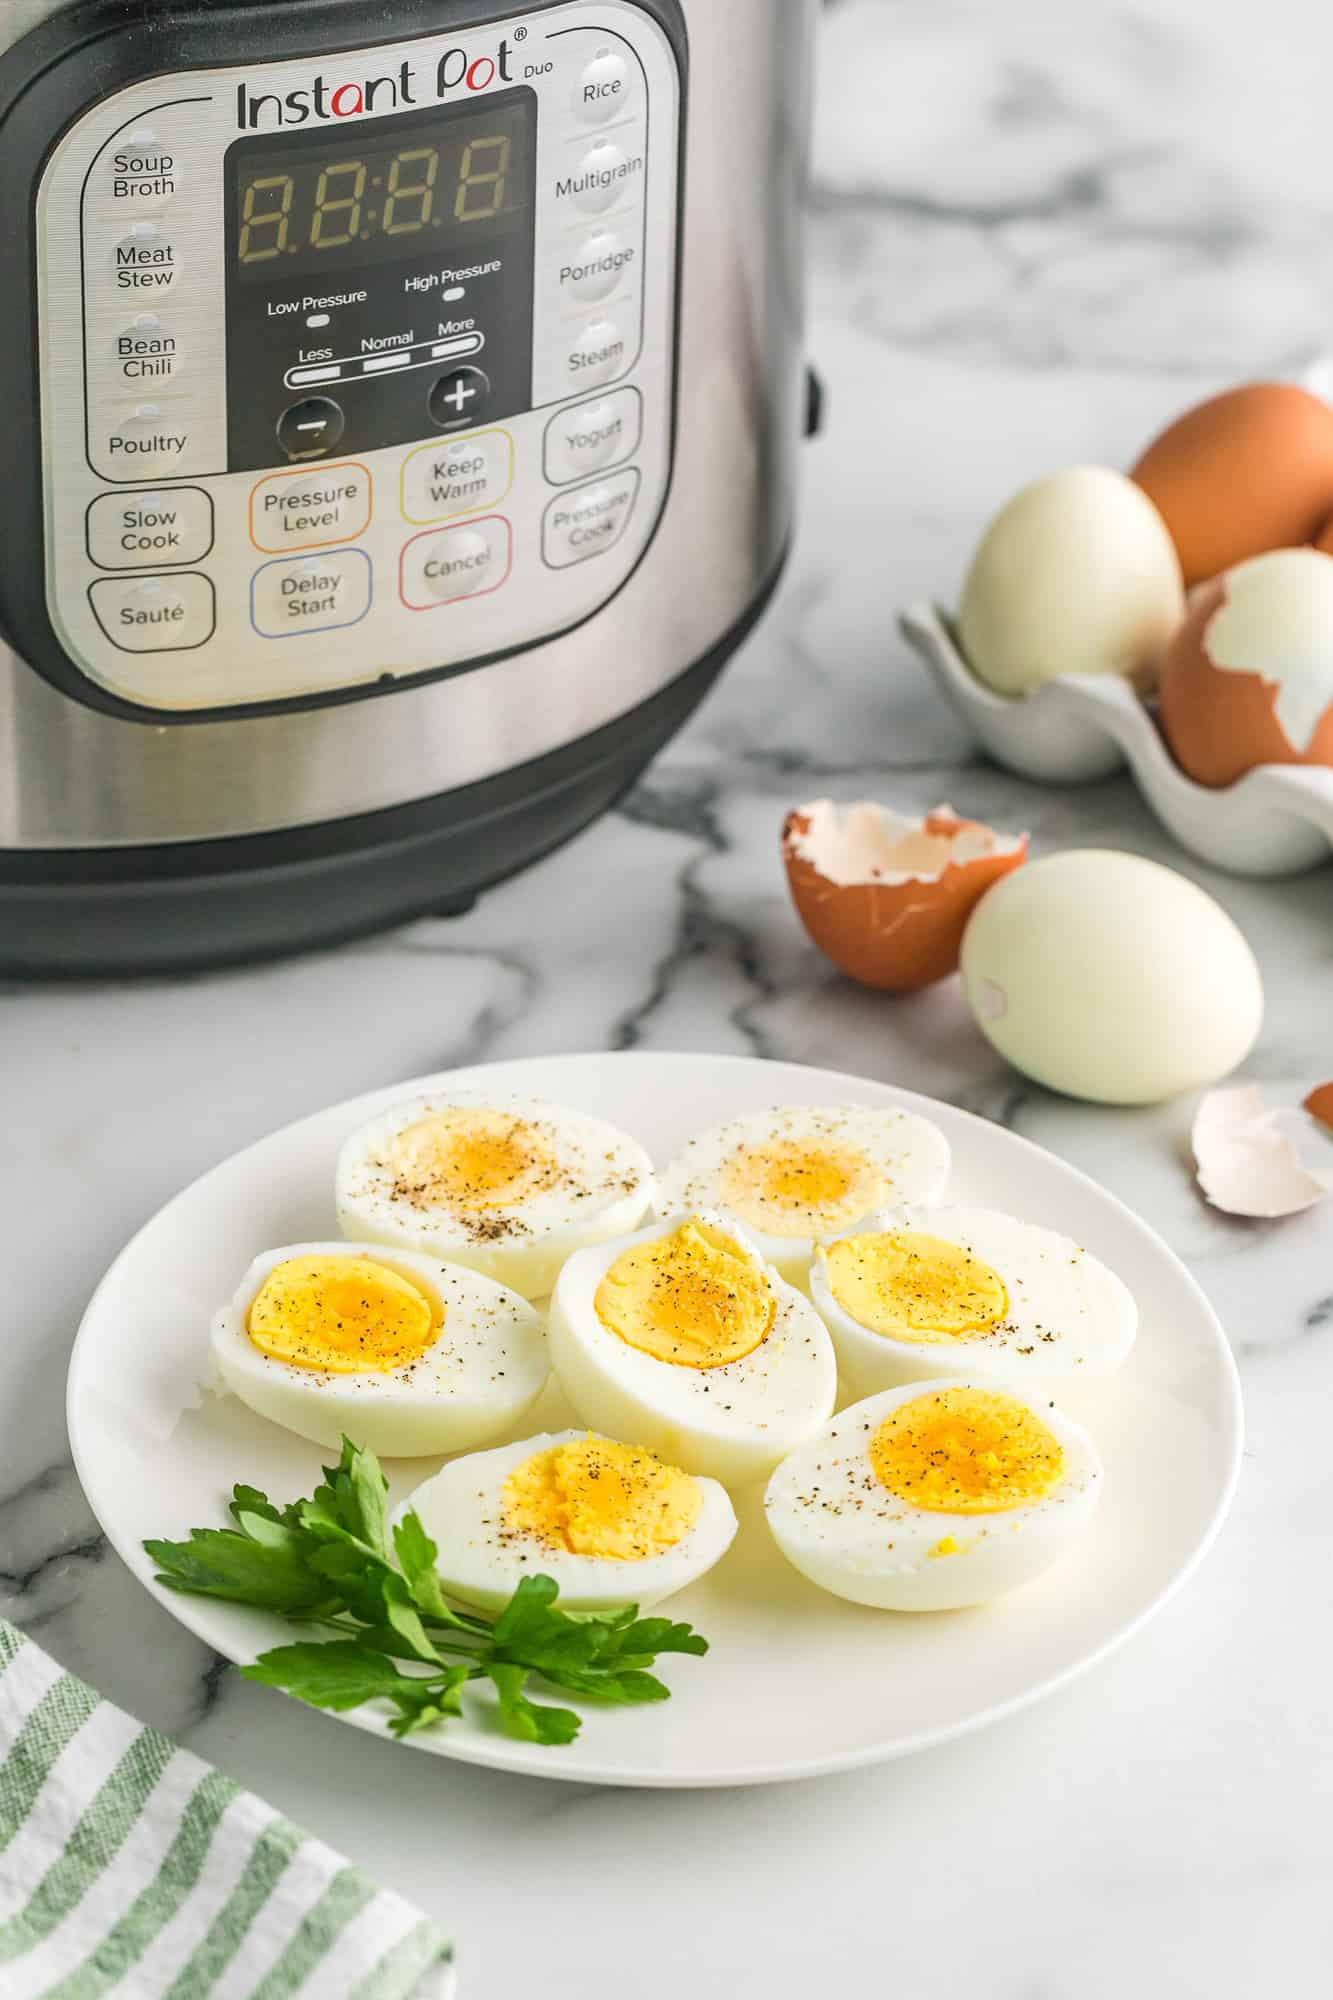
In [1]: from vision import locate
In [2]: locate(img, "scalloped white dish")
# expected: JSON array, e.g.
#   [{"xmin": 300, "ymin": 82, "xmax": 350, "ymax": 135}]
[
  {"xmin": 901, "ymin": 601, "xmax": 1333, "ymax": 878},
  {"xmin": 67, "ymin": 1051, "xmax": 1242, "ymax": 1789}
]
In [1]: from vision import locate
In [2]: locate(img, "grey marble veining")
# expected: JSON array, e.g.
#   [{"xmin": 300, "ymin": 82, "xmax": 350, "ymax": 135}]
[{"xmin": 4, "ymin": 2, "xmax": 1333, "ymax": 1994}]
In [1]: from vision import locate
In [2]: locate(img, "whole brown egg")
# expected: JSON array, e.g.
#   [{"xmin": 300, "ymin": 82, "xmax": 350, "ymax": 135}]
[{"xmin": 1132, "ymin": 383, "xmax": 1333, "ymax": 588}]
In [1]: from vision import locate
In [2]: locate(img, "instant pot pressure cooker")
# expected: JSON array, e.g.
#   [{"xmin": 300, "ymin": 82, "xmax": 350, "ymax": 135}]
[{"xmin": 0, "ymin": 0, "xmax": 816, "ymax": 971}]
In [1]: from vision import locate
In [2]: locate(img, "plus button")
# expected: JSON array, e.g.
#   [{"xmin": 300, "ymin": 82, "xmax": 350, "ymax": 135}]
[{"xmin": 429, "ymin": 366, "xmax": 492, "ymax": 430}]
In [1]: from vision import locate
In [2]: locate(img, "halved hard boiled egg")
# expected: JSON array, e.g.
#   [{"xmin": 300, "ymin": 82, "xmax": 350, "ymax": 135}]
[
  {"xmin": 398, "ymin": 1430, "xmax": 738, "ymax": 1612},
  {"xmin": 809, "ymin": 1204, "xmax": 1137, "ymax": 1397},
  {"xmin": 336, "ymin": 1093, "xmax": 656, "ymax": 1299},
  {"xmin": 656, "ymin": 1106, "xmax": 951, "ymax": 1285},
  {"xmin": 548, "ymin": 1212, "xmax": 838, "ymax": 1487},
  {"xmin": 765, "ymin": 1380, "xmax": 1103, "ymax": 1611},
  {"xmin": 210, "ymin": 1242, "xmax": 549, "ymax": 1457}
]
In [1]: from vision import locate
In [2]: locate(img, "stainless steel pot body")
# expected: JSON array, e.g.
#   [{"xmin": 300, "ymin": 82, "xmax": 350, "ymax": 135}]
[{"xmin": 0, "ymin": 0, "xmax": 815, "ymax": 853}]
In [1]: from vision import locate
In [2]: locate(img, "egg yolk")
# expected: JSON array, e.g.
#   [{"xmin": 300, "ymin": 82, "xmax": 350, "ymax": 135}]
[
  {"xmin": 387, "ymin": 1108, "xmax": 559, "ymax": 1213},
  {"xmin": 246, "ymin": 1256, "xmax": 441, "ymax": 1375},
  {"xmin": 870, "ymin": 1387, "xmax": 1065, "ymax": 1515},
  {"xmin": 594, "ymin": 1217, "xmax": 775, "ymax": 1368},
  {"xmin": 718, "ymin": 1139, "xmax": 885, "ymax": 1237},
  {"xmin": 502, "ymin": 1437, "xmax": 702, "ymax": 1561},
  {"xmin": 825, "ymin": 1230, "xmax": 1008, "ymax": 1342}
]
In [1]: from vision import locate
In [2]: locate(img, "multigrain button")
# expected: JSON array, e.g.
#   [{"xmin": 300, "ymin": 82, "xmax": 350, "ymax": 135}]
[
  {"xmin": 400, "ymin": 517, "xmax": 512, "ymax": 610},
  {"xmin": 560, "ymin": 229, "xmax": 635, "ymax": 304},
  {"xmin": 401, "ymin": 430, "xmax": 513, "ymax": 524},
  {"xmin": 112, "ymin": 314, "xmax": 186, "ymax": 390},
  {"xmin": 573, "ymin": 49, "xmax": 633, "ymax": 125},
  {"xmin": 556, "ymin": 139, "xmax": 643, "ymax": 215},
  {"xmin": 543, "ymin": 469, "xmax": 641, "ymax": 568},
  {"xmin": 89, "ymin": 572, "xmax": 215, "ymax": 652},
  {"xmin": 87, "ymin": 487, "xmax": 213, "ymax": 569},
  {"xmin": 544, "ymin": 387, "xmax": 642, "ymax": 485},
  {"xmin": 250, "ymin": 462, "xmax": 372, "ymax": 552},
  {"xmin": 104, "ymin": 129, "xmax": 181, "ymax": 213},
  {"xmin": 565, "ymin": 317, "xmax": 629, "ymax": 389},
  {"xmin": 112, "ymin": 222, "xmax": 180, "ymax": 294},
  {"xmin": 251, "ymin": 551, "xmax": 372, "ymax": 637}
]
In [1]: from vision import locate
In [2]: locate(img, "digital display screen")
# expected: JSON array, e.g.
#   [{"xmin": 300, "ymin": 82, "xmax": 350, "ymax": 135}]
[{"xmin": 230, "ymin": 98, "xmax": 534, "ymax": 281}]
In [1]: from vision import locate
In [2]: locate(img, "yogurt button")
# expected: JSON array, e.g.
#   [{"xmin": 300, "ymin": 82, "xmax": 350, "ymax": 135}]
[
  {"xmin": 573, "ymin": 50, "xmax": 633, "ymax": 125},
  {"xmin": 543, "ymin": 470, "xmax": 641, "ymax": 569},
  {"xmin": 544, "ymin": 387, "xmax": 642, "ymax": 484},
  {"xmin": 565, "ymin": 317, "xmax": 630, "ymax": 389},
  {"xmin": 89, "ymin": 572, "xmax": 215, "ymax": 652}
]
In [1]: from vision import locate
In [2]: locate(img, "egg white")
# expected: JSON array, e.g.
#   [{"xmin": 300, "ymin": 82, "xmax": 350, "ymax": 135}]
[
  {"xmin": 210, "ymin": 1241, "xmax": 549, "ymax": 1458},
  {"xmin": 396, "ymin": 1430, "xmax": 739, "ymax": 1612},
  {"xmin": 336, "ymin": 1093, "xmax": 656, "ymax": 1299},
  {"xmin": 765, "ymin": 1379, "xmax": 1104, "ymax": 1612},
  {"xmin": 810, "ymin": 1204, "xmax": 1138, "ymax": 1398},
  {"xmin": 547, "ymin": 1211, "xmax": 838, "ymax": 1488},
  {"xmin": 656, "ymin": 1106, "xmax": 951, "ymax": 1284}
]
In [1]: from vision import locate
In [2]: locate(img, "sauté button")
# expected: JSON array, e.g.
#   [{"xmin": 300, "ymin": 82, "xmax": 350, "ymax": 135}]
[
  {"xmin": 400, "ymin": 517, "xmax": 512, "ymax": 610},
  {"xmin": 401, "ymin": 429, "xmax": 513, "ymax": 524},
  {"xmin": 104, "ymin": 128, "xmax": 181, "ymax": 213},
  {"xmin": 558, "ymin": 139, "xmax": 640, "ymax": 215},
  {"xmin": 543, "ymin": 469, "xmax": 641, "ymax": 569},
  {"xmin": 544, "ymin": 387, "xmax": 642, "ymax": 485},
  {"xmin": 250, "ymin": 462, "xmax": 372, "ymax": 552},
  {"xmin": 112, "ymin": 222, "xmax": 180, "ymax": 294},
  {"xmin": 573, "ymin": 50, "xmax": 633, "ymax": 125},
  {"xmin": 560, "ymin": 229, "xmax": 635, "ymax": 304},
  {"xmin": 250, "ymin": 550, "xmax": 372, "ymax": 637},
  {"xmin": 112, "ymin": 314, "xmax": 185, "ymax": 389},
  {"xmin": 87, "ymin": 486, "xmax": 214, "ymax": 569},
  {"xmin": 565, "ymin": 317, "xmax": 629, "ymax": 388},
  {"xmin": 276, "ymin": 397, "xmax": 346, "ymax": 461},
  {"xmin": 89, "ymin": 572, "xmax": 215, "ymax": 652},
  {"xmin": 428, "ymin": 367, "xmax": 492, "ymax": 430}
]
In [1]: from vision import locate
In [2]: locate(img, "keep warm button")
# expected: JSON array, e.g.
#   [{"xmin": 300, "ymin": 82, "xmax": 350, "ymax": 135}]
[
  {"xmin": 251, "ymin": 551, "xmax": 372, "ymax": 637},
  {"xmin": 543, "ymin": 469, "xmax": 641, "ymax": 569}
]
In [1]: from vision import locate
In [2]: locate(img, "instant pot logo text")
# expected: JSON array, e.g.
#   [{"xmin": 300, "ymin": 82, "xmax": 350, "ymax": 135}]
[{"xmin": 236, "ymin": 42, "xmax": 516, "ymax": 128}]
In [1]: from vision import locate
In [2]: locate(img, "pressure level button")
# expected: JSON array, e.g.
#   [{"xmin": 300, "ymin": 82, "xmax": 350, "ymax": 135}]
[{"xmin": 276, "ymin": 397, "xmax": 346, "ymax": 461}]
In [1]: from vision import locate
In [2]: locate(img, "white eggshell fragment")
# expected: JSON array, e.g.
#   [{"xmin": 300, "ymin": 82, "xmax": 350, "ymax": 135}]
[
  {"xmin": 1192, "ymin": 1086, "xmax": 1329, "ymax": 1218},
  {"xmin": 957, "ymin": 466, "xmax": 1184, "ymax": 697},
  {"xmin": 959, "ymin": 850, "xmax": 1264, "ymax": 1106}
]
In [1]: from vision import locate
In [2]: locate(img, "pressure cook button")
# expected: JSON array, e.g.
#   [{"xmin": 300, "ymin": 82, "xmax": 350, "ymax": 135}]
[
  {"xmin": 542, "ymin": 469, "xmax": 641, "ymax": 569},
  {"xmin": 87, "ymin": 486, "xmax": 214, "ymax": 570},
  {"xmin": 429, "ymin": 366, "xmax": 492, "ymax": 430},
  {"xmin": 250, "ymin": 462, "xmax": 372, "ymax": 553},
  {"xmin": 89, "ymin": 572, "xmax": 215, "ymax": 652},
  {"xmin": 573, "ymin": 49, "xmax": 633, "ymax": 125},
  {"xmin": 112, "ymin": 223, "xmax": 180, "ymax": 295},
  {"xmin": 560, "ymin": 229, "xmax": 635, "ymax": 304},
  {"xmin": 400, "ymin": 517, "xmax": 512, "ymax": 611},
  {"xmin": 276, "ymin": 397, "xmax": 346, "ymax": 461},
  {"xmin": 113, "ymin": 314, "xmax": 185, "ymax": 389},
  {"xmin": 544, "ymin": 387, "xmax": 642, "ymax": 485},
  {"xmin": 565, "ymin": 317, "xmax": 630, "ymax": 389},
  {"xmin": 402, "ymin": 429, "xmax": 513, "ymax": 524},
  {"xmin": 104, "ymin": 128, "xmax": 181, "ymax": 213},
  {"xmin": 558, "ymin": 139, "xmax": 641, "ymax": 215},
  {"xmin": 251, "ymin": 550, "xmax": 372, "ymax": 638}
]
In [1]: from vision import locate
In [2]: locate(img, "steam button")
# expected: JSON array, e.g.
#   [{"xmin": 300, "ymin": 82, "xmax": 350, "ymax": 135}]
[
  {"xmin": 564, "ymin": 317, "xmax": 630, "ymax": 389},
  {"xmin": 573, "ymin": 50, "xmax": 633, "ymax": 125}
]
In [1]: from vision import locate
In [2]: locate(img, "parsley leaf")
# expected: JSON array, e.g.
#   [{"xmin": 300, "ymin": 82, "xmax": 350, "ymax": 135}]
[
  {"xmin": 144, "ymin": 1530, "xmax": 329, "ymax": 1614},
  {"xmin": 485, "ymin": 1664, "xmax": 582, "ymax": 1747}
]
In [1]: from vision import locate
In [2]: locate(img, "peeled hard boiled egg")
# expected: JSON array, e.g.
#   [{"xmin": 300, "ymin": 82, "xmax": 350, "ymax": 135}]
[
  {"xmin": 957, "ymin": 466, "xmax": 1184, "ymax": 697},
  {"xmin": 336, "ymin": 1093, "xmax": 655, "ymax": 1299},
  {"xmin": 656, "ymin": 1105, "xmax": 951, "ymax": 1285},
  {"xmin": 398, "ymin": 1430, "xmax": 738, "ymax": 1613},
  {"xmin": 1132, "ymin": 382, "xmax": 1333, "ymax": 588},
  {"xmin": 959, "ymin": 851, "xmax": 1263, "ymax": 1105},
  {"xmin": 1159, "ymin": 548, "xmax": 1333, "ymax": 787},
  {"xmin": 765, "ymin": 1380, "xmax": 1103, "ymax": 1611},
  {"xmin": 810, "ymin": 1205, "xmax": 1137, "ymax": 1398},
  {"xmin": 210, "ymin": 1243, "xmax": 549, "ymax": 1457},
  {"xmin": 548, "ymin": 1212, "xmax": 838, "ymax": 1487}
]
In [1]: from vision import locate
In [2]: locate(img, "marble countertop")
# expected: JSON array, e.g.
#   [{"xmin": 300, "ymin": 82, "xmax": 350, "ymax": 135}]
[{"xmin": 5, "ymin": 0, "xmax": 1333, "ymax": 1991}]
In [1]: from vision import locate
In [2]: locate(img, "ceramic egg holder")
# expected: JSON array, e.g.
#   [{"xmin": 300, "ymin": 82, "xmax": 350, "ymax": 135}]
[{"xmin": 901, "ymin": 603, "xmax": 1333, "ymax": 879}]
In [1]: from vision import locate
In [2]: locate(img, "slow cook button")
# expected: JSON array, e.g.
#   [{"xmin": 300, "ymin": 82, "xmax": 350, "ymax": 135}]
[
  {"xmin": 400, "ymin": 517, "xmax": 512, "ymax": 611},
  {"xmin": 250, "ymin": 462, "xmax": 372, "ymax": 553},
  {"xmin": 543, "ymin": 469, "xmax": 641, "ymax": 569},
  {"xmin": 560, "ymin": 229, "xmax": 635, "ymax": 304},
  {"xmin": 87, "ymin": 486, "xmax": 214, "ymax": 570},
  {"xmin": 251, "ymin": 551, "xmax": 372, "ymax": 637},
  {"xmin": 565, "ymin": 316, "xmax": 631, "ymax": 389},
  {"xmin": 110, "ymin": 223, "xmax": 180, "ymax": 294},
  {"xmin": 89, "ymin": 572, "xmax": 215, "ymax": 653},
  {"xmin": 544, "ymin": 387, "xmax": 642, "ymax": 484},
  {"xmin": 573, "ymin": 49, "xmax": 634, "ymax": 125},
  {"xmin": 401, "ymin": 429, "xmax": 513, "ymax": 525}
]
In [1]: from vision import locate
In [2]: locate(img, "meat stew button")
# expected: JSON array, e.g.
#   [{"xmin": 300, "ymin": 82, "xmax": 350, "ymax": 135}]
[{"xmin": 543, "ymin": 470, "xmax": 641, "ymax": 569}]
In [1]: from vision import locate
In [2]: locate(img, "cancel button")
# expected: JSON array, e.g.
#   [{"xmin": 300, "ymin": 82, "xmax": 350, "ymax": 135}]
[{"xmin": 542, "ymin": 469, "xmax": 641, "ymax": 570}]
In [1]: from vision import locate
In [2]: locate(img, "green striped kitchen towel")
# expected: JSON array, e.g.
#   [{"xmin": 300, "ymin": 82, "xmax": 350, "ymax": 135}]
[{"xmin": 0, "ymin": 1621, "xmax": 454, "ymax": 1999}]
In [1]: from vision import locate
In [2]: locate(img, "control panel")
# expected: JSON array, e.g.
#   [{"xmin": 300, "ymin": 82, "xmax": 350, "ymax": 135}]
[{"xmin": 33, "ymin": 1, "xmax": 680, "ymax": 715}]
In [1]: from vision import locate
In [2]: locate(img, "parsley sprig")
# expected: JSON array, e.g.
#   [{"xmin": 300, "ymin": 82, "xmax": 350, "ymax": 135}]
[{"xmin": 144, "ymin": 1438, "xmax": 708, "ymax": 1747}]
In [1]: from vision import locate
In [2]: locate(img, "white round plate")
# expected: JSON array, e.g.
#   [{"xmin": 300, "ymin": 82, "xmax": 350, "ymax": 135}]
[{"xmin": 68, "ymin": 1052, "xmax": 1242, "ymax": 1789}]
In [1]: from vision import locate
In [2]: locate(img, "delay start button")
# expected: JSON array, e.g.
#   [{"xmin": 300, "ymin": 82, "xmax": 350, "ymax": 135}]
[
  {"xmin": 251, "ymin": 550, "xmax": 372, "ymax": 638},
  {"xmin": 543, "ymin": 469, "xmax": 641, "ymax": 569},
  {"xmin": 88, "ymin": 572, "xmax": 215, "ymax": 652},
  {"xmin": 400, "ymin": 517, "xmax": 512, "ymax": 611}
]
